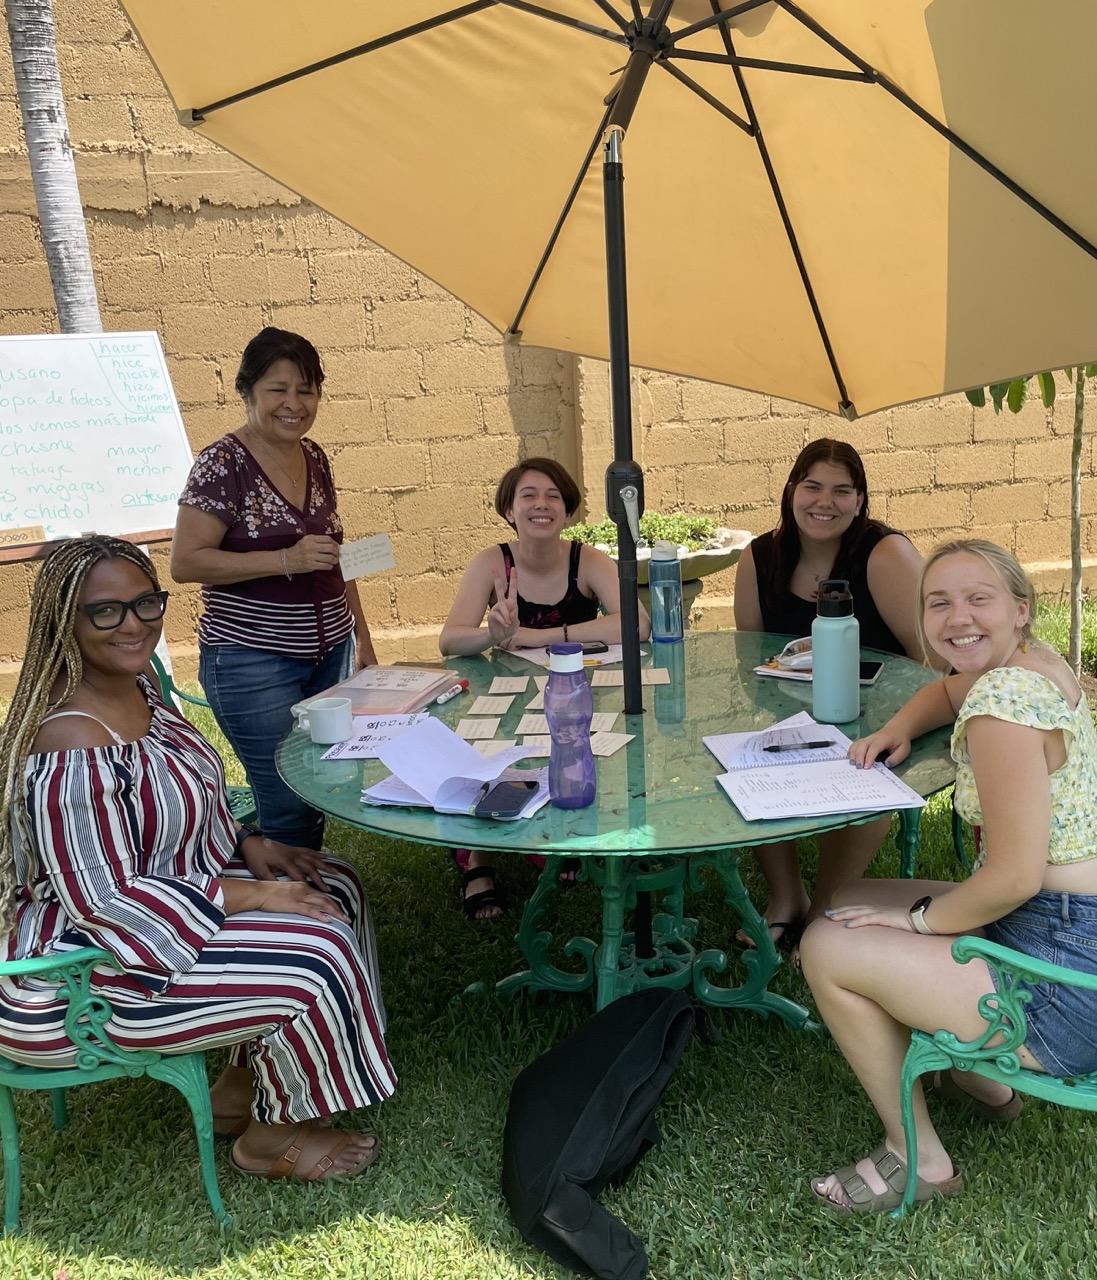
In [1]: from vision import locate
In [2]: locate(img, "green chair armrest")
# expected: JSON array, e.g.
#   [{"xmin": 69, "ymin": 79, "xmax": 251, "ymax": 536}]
[
  {"xmin": 149, "ymin": 652, "xmax": 211, "ymax": 708},
  {"xmin": 952, "ymin": 933, "xmax": 1097, "ymax": 991},
  {"xmin": 0, "ymin": 947, "xmax": 118, "ymax": 979}
]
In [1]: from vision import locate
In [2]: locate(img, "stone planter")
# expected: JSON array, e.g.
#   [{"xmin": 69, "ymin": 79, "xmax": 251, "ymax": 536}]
[{"xmin": 601, "ymin": 527, "xmax": 753, "ymax": 584}]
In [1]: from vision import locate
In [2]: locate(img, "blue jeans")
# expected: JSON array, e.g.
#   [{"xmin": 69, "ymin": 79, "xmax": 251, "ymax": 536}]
[
  {"xmin": 199, "ymin": 639, "xmax": 353, "ymax": 848},
  {"xmin": 984, "ymin": 889, "xmax": 1097, "ymax": 1077}
]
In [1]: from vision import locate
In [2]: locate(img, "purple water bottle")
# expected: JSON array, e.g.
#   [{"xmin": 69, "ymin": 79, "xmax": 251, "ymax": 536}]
[{"xmin": 544, "ymin": 642, "xmax": 596, "ymax": 809}]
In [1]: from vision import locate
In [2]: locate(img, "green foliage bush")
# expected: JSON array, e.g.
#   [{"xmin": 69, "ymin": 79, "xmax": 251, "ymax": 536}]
[{"xmin": 563, "ymin": 511, "xmax": 716, "ymax": 551}]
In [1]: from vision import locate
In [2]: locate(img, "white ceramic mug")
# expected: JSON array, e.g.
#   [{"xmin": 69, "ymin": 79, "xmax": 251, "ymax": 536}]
[{"xmin": 303, "ymin": 696, "xmax": 354, "ymax": 744}]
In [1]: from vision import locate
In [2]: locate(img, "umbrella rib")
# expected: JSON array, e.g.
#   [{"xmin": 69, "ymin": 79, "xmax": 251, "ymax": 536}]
[
  {"xmin": 497, "ymin": 0, "xmax": 626, "ymax": 44},
  {"xmin": 191, "ymin": 1, "xmax": 498, "ymax": 118},
  {"xmin": 775, "ymin": 0, "xmax": 1097, "ymax": 263},
  {"xmin": 656, "ymin": 62, "xmax": 753, "ymax": 135},
  {"xmin": 588, "ymin": 0, "xmax": 631, "ymax": 32},
  {"xmin": 666, "ymin": 0, "xmax": 777, "ymax": 46},
  {"xmin": 671, "ymin": 49, "xmax": 872, "ymax": 83},
  {"xmin": 706, "ymin": 4, "xmax": 852, "ymax": 411},
  {"xmin": 507, "ymin": 101, "xmax": 616, "ymax": 339}
]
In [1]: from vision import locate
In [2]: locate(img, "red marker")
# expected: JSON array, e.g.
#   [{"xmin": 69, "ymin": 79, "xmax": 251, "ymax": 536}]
[{"xmin": 434, "ymin": 679, "xmax": 469, "ymax": 704}]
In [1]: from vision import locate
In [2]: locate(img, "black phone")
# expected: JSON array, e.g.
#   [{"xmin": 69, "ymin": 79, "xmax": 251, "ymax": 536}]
[
  {"xmin": 473, "ymin": 778, "xmax": 539, "ymax": 819},
  {"xmin": 859, "ymin": 660, "xmax": 884, "ymax": 686},
  {"xmin": 581, "ymin": 640, "xmax": 609, "ymax": 655}
]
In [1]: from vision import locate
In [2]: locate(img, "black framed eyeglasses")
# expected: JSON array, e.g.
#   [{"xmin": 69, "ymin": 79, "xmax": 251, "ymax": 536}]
[{"xmin": 82, "ymin": 590, "xmax": 170, "ymax": 630}]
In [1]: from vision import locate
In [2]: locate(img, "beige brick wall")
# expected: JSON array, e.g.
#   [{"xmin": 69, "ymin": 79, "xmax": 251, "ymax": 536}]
[{"xmin": 2, "ymin": 1, "xmax": 1096, "ymax": 695}]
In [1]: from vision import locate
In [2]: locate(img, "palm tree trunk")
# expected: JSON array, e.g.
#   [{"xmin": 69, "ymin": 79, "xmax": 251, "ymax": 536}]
[{"xmin": 6, "ymin": 0, "xmax": 101, "ymax": 332}]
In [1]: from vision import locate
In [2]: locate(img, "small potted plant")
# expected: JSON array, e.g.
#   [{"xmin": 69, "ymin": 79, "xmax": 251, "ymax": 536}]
[{"xmin": 563, "ymin": 512, "xmax": 751, "ymax": 584}]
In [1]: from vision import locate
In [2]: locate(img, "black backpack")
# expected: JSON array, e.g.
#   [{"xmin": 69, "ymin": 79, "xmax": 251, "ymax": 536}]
[{"xmin": 501, "ymin": 987, "xmax": 695, "ymax": 1279}]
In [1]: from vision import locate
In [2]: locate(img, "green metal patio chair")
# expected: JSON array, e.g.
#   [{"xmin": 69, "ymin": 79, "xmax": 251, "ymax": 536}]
[
  {"xmin": 149, "ymin": 653, "xmax": 258, "ymax": 826},
  {"xmin": 894, "ymin": 933, "xmax": 1097, "ymax": 1216},
  {"xmin": 0, "ymin": 946, "xmax": 229, "ymax": 1232}
]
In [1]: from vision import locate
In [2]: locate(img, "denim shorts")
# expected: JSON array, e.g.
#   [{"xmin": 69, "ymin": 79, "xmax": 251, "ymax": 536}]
[{"xmin": 984, "ymin": 889, "xmax": 1097, "ymax": 1078}]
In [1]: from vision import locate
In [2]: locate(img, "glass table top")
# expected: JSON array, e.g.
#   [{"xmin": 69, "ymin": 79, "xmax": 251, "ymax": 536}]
[{"xmin": 277, "ymin": 631, "xmax": 956, "ymax": 857}]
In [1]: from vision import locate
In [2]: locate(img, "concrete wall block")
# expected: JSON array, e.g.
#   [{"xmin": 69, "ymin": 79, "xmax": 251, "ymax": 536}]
[
  {"xmin": 147, "ymin": 157, "xmax": 301, "ymax": 215},
  {"xmin": 433, "ymin": 532, "xmax": 495, "ymax": 574},
  {"xmin": 332, "ymin": 490, "xmax": 394, "ymax": 537},
  {"xmin": 373, "ymin": 298, "xmax": 467, "ymax": 350},
  {"xmin": 308, "ymin": 250, "xmax": 363, "ymax": 301},
  {"xmin": 314, "ymin": 399, "xmax": 386, "ymax": 447},
  {"xmin": 643, "ymin": 424, "xmax": 723, "ymax": 470},
  {"xmin": 723, "ymin": 419, "xmax": 808, "ymax": 465},
  {"xmin": 165, "ymin": 357, "xmax": 219, "ymax": 406},
  {"xmin": 73, "ymin": 150, "xmax": 148, "ymax": 214},
  {"xmin": 680, "ymin": 379, "xmax": 768, "ymax": 421},
  {"xmin": 933, "ymin": 442, "xmax": 1012, "ymax": 487},
  {"xmin": 972, "ymin": 396, "xmax": 1048, "ymax": 442},
  {"xmin": 55, "ymin": 2, "xmax": 129, "ymax": 42},
  {"xmin": 467, "ymin": 309, "xmax": 503, "ymax": 345},
  {"xmin": 60, "ymin": 40, "xmax": 165, "ymax": 97},
  {"xmin": 357, "ymin": 577, "xmax": 395, "ymax": 625},
  {"xmin": 335, "ymin": 442, "xmax": 429, "ymax": 491},
  {"xmin": 87, "ymin": 213, "xmax": 155, "ymax": 262},
  {"xmin": 0, "ymin": 309, "xmax": 54, "ymax": 335},
  {"xmin": 181, "ymin": 406, "xmax": 232, "ymax": 451},
  {"xmin": 0, "ymin": 566, "xmax": 32, "ymax": 611},
  {"xmin": 0, "ymin": 213, "xmax": 39, "ymax": 261},
  {"xmin": 971, "ymin": 482, "xmax": 1048, "ymax": 525},
  {"xmin": 359, "ymin": 348, "xmax": 422, "ymax": 400},
  {"xmin": 422, "ymin": 344, "xmax": 512, "ymax": 395},
  {"xmin": 516, "ymin": 348, "xmax": 569, "ymax": 390},
  {"xmin": 889, "ymin": 397, "xmax": 973, "ymax": 447},
  {"xmin": 636, "ymin": 373, "xmax": 682, "ymax": 427},
  {"xmin": 101, "ymin": 253, "xmax": 213, "ymax": 308},
  {"xmin": 481, "ymin": 387, "xmax": 568, "ymax": 438},
  {"xmin": 395, "ymin": 575, "xmax": 453, "ymax": 624},
  {"xmin": 386, "ymin": 392, "xmax": 481, "ymax": 441},
  {"xmin": 429, "ymin": 437, "xmax": 520, "ymax": 487},
  {"xmin": 1047, "ymin": 477, "xmax": 1097, "ymax": 520},
  {"xmin": 1014, "ymin": 437, "xmax": 1074, "ymax": 481},
  {"xmin": 0, "ymin": 95, "xmax": 24, "ymax": 150},
  {"xmin": 394, "ymin": 485, "xmax": 490, "ymax": 535},
  {"xmin": 1015, "ymin": 519, "xmax": 1071, "ymax": 564},
  {"xmin": 66, "ymin": 96, "xmax": 138, "ymax": 147},
  {"xmin": 865, "ymin": 449, "xmax": 936, "ymax": 493},
  {"xmin": 683, "ymin": 461, "xmax": 767, "ymax": 511},
  {"xmin": 0, "ymin": 260, "xmax": 53, "ymax": 309},
  {"xmin": 360, "ymin": 249, "xmax": 420, "ymax": 301},
  {"xmin": 889, "ymin": 489, "xmax": 972, "ymax": 531},
  {"xmin": 387, "ymin": 530, "xmax": 436, "ymax": 576},
  {"xmin": 161, "ymin": 304, "xmax": 268, "ymax": 362},
  {"xmin": 270, "ymin": 300, "xmax": 366, "ymax": 349}
]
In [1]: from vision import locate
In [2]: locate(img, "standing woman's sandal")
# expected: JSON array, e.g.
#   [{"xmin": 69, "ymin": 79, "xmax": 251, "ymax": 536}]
[{"xmin": 460, "ymin": 865, "xmax": 508, "ymax": 921}]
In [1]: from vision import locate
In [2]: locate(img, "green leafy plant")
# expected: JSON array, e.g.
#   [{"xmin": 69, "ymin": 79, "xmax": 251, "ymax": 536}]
[{"xmin": 563, "ymin": 511, "xmax": 716, "ymax": 552}]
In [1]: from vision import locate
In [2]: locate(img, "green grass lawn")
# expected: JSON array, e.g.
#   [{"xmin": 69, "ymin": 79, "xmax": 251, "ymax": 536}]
[{"xmin": 4, "ymin": 650, "xmax": 1097, "ymax": 1278}]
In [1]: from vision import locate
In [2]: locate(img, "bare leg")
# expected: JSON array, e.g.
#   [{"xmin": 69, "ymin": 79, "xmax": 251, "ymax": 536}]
[
  {"xmin": 747, "ymin": 839, "xmax": 810, "ymax": 944},
  {"xmin": 810, "ymin": 814, "xmax": 892, "ymax": 923},
  {"xmin": 799, "ymin": 913, "xmax": 1039, "ymax": 1206}
]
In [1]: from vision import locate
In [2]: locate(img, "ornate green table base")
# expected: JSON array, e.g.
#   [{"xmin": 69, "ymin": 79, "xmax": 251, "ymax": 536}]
[{"xmin": 496, "ymin": 851, "xmax": 815, "ymax": 1028}]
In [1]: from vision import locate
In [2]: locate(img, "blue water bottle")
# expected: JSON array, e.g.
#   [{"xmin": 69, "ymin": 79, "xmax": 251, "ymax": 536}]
[
  {"xmin": 648, "ymin": 540, "xmax": 684, "ymax": 642},
  {"xmin": 812, "ymin": 579, "xmax": 859, "ymax": 723},
  {"xmin": 544, "ymin": 642, "xmax": 596, "ymax": 809}
]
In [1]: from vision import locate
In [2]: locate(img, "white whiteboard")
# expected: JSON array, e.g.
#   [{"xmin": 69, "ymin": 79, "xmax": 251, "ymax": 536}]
[{"xmin": 0, "ymin": 331, "xmax": 192, "ymax": 551}]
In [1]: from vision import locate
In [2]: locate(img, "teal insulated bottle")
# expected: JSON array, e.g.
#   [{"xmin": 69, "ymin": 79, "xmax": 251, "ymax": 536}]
[{"xmin": 811, "ymin": 579, "xmax": 859, "ymax": 723}]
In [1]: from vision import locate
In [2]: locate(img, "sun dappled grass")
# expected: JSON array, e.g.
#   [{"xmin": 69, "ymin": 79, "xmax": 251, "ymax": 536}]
[
  {"xmin": 1034, "ymin": 592, "xmax": 1097, "ymax": 675},
  {"xmin": 3, "ymin": 678, "xmax": 1097, "ymax": 1276}
]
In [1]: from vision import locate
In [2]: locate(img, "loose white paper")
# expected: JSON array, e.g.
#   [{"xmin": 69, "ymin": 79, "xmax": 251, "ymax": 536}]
[
  {"xmin": 469, "ymin": 695, "xmax": 515, "ymax": 715},
  {"xmin": 703, "ymin": 712, "xmax": 816, "ymax": 771},
  {"xmin": 319, "ymin": 712, "xmax": 429, "ymax": 759},
  {"xmin": 473, "ymin": 738, "xmax": 518, "ymax": 756},
  {"xmin": 340, "ymin": 533, "xmax": 395, "ymax": 580},
  {"xmin": 590, "ymin": 730, "xmax": 634, "ymax": 757},
  {"xmin": 500, "ymin": 643, "xmax": 627, "ymax": 668}
]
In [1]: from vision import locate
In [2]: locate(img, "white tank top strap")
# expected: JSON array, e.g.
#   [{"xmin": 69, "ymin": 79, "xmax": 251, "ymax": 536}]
[{"xmin": 39, "ymin": 710, "xmax": 128, "ymax": 747}]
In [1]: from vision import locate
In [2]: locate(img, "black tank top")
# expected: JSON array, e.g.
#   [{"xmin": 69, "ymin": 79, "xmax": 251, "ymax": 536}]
[
  {"xmin": 498, "ymin": 541, "xmax": 600, "ymax": 630},
  {"xmin": 749, "ymin": 523, "xmax": 908, "ymax": 655}
]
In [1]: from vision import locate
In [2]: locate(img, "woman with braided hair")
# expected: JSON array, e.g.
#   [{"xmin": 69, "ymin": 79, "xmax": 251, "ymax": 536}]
[{"xmin": 0, "ymin": 536, "xmax": 395, "ymax": 1182}]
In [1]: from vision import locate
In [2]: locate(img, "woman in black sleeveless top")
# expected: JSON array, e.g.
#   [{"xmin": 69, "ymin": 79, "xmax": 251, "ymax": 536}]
[
  {"xmin": 439, "ymin": 458, "xmax": 650, "ymax": 918},
  {"xmin": 733, "ymin": 439, "xmax": 939, "ymax": 952}
]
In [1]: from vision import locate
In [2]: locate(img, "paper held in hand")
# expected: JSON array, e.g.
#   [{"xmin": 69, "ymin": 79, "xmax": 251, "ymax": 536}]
[
  {"xmin": 361, "ymin": 715, "xmax": 549, "ymax": 819},
  {"xmin": 704, "ymin": 712, "xmax": 925, "ymax": 821}
]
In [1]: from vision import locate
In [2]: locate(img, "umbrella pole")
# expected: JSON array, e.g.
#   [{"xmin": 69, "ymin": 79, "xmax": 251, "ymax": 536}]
[{"xmin": 603, "ymin": 126, "xmax": 644, "ymax": 715}]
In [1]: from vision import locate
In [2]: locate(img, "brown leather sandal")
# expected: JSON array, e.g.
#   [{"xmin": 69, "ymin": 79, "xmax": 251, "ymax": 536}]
[{"xmin": 229, "ymin": 1122, "xmax": 379, "ymax": 1182}]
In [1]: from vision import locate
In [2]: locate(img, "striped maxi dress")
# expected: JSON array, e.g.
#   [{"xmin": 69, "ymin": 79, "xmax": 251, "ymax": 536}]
[{"xmin": 0, "ymin": 677, "xmax": 396, "ymax": 1124}]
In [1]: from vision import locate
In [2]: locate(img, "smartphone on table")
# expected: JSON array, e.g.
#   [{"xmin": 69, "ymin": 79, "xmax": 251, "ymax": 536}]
[
  {"xmin": 859, "ymin": 661, "xmax": 884, "ymax": 686},
  {"xmin": 581, "ymin": 640, "xmax": 609, "ymax": 655},
  {"xmin": 473, "ymin": 778, "xmax": 539, "ymax": 819}
]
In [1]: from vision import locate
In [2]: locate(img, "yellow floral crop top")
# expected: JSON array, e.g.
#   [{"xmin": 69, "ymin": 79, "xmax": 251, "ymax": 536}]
[{"xmin": 952, "ymin": 665, "xmax": 1097, "ymax": 867}]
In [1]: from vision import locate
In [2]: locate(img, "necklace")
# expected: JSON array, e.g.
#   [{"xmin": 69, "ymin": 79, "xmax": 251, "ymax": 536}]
[{"xmin": 244, "ymin": 428, "xmax": 305, "ymax": 491}]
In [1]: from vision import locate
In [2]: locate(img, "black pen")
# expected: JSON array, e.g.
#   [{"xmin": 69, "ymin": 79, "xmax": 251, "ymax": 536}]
[{"xmin": 763, "ymin": 740, "xmax": 835, "ymax": 753}]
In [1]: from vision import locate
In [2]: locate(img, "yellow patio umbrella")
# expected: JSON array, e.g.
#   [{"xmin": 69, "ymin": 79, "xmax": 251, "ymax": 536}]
[{"xmin": 120, "ymin": 0, "xmax": 1097, "ymax": 709}]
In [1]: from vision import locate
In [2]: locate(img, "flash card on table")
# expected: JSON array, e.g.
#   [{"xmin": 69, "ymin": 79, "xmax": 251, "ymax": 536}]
[
  {"xmin": 490, "ymin": 676, "xmax": 529, "ymax": 694},
  {"xmin": 590, "ymin": 711, "xmax": 620, "ymax": 733},
  {"xmin": 590, "ymin": 731, "xmax": 634, "ymax": 757},
  {"xmin": 339, "ymin": 533, "xmax": 395, "ymax": 580},
  {"xmin": 520, "ymin": 736, "xmax": 551, "ymax": 757},
  {"xmin": 516, "ymin": 712, "xmax": 549, "ymax": 735},
  {"xmin": 473, "ymin": 738, "xmax": 518, "ymax": 757},
  {"xmin": 469, "ymin": 695, "xmax": 515, "ymax": 715},
  {"xmin": 590, "ymin": 668, "xmax": 671, "ymax": 687},
  {"xmin": 456, "ymin": 717, "xmax": 500, "ymax": 740}
]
